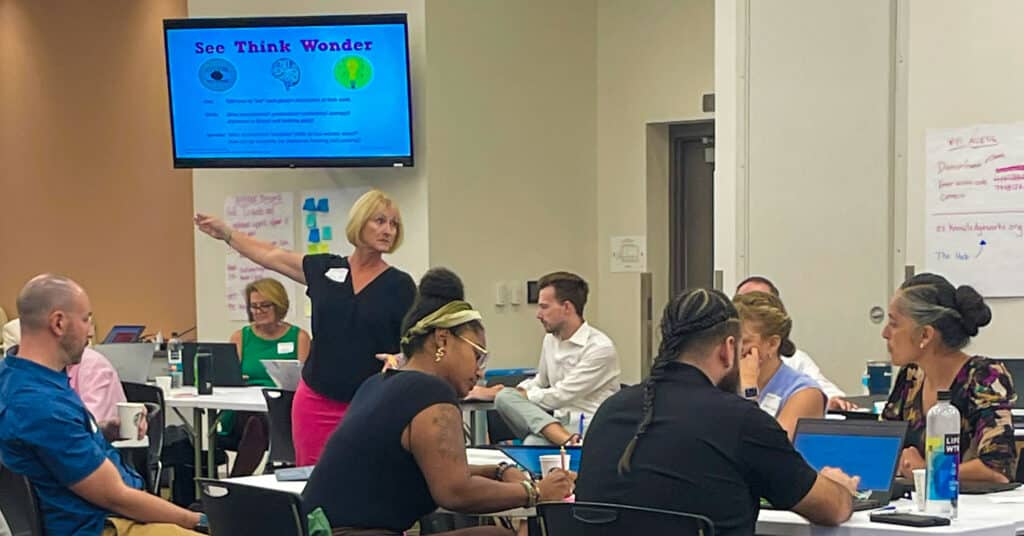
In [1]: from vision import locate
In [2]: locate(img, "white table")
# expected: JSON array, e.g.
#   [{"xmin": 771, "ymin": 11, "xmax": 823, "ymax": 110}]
[
  {"xmin": 164, "ymin": 387, "xmax": 268, "ymax": 494},
  {"xmin": 756, "ymin": 493, "xmax": 1024, "ymax": 536},
  {"xmin": 233, "ymin": 460, "xmax": 1024, "ymax": 536},
  {"xmin": 225, "ymin": 448, "xmax": 533, "ymax": 518}
]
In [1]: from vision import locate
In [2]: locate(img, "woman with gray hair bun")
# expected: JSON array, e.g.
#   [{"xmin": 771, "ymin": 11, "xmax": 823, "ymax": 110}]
[{"xmin": 881, "ymin": 273, "xmax": 1017, "ymax": 483}]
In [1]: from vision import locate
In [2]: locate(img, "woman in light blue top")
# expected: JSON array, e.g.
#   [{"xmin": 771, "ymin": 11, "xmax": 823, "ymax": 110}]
[{"xmin": 734, "ymin": 291, "xmax": 826, "ymax": 440}]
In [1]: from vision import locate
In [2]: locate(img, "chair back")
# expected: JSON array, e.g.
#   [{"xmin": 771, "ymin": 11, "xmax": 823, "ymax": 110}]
[
  {"xmin": 262, "ymin": 388, "xmax": 296, "ymax": 466},
  {"xmin": 121, "ymin": 381, "xmax": 165, "ymax": 493},
  {"xmin": 198, "ymin": 478, "xmax": 306, "ymax": 536},
  {"xmin": 537, "ymin": 501, "xmax": 715, "ymax": 536},
  {"xmin": 0, "ymin": 463, "xmax": 44, "ymax": 536}
]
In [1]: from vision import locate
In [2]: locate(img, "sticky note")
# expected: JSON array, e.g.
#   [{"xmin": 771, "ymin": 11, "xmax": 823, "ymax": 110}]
[
  {"xmin": 322, "ymin": 226, "xmax": 333, "ymax": 241},
  {"xmin": 306, "ymin": 244, "xmax": 318, "ymax": 254},
  {"xmin": 317, "ymin": 198, "xmax": 329, "ymax": 212},
  {"xmin": 304, "ymin": 297, "xmax": 312, "ymax": 317},
  {"xmin": 305, "ymin": 213, "xmax": 317, "ymax": 228},
  {"xmin": 308, "ymin": 228, "xmax": 321, "ymax": 243},
  {"xmin": 317, "ymin": 243, "xmax": 330, "ymax": 253},
  {"xmin": 302, "ymin": 197, "xmax": 316, "ymax": 211}
]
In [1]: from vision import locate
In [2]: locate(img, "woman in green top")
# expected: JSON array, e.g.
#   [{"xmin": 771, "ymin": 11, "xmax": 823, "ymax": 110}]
[{"xmin": 224, "ymin": 278, "xmax": 310, "ymax": 476}]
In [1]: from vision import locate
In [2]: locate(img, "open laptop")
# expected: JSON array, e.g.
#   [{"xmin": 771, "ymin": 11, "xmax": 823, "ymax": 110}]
[
  {"xmin": 787, "ymin": 418, "xmax": 909, "ymax": 511},
  {"xmin": 181, "ymin": 342, "xmax": 246, "ymax": 387},
  {"xmin": 498, "ymin": 445, "xmax": 582, "ymax": 479},
  {"xmin": 101, "ymin": 325, "xmax": 146, "ymax": 344},
  {"xmin": 93, "ymin": 342, "xmax": 154, "ymax": 384}
]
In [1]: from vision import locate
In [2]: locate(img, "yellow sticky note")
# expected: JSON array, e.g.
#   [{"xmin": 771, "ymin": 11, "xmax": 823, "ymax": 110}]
[
  {"xmin": 307, "ymin": 244, "xmax": 318, "ymax": 254},
  {"xmin": 317, "ymin": 243, "xmax": 330, "ymax": 253},
  {"xmin": 304, "ymin": 297, "xmax": 312, "ymax": 317}
]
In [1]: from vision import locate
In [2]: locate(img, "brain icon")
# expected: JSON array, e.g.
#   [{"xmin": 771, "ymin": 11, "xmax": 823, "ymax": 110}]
[{"xmin": 271, "ymin": 58, "xmax": 301, "ymax": 90}]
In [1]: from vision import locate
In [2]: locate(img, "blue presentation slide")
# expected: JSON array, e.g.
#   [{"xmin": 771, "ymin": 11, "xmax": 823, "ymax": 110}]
[
  {"xmin": 165, "ymin": 23, "xmax": 412, "ymax": 160},
  {"xmin": 794, "ymin": 434, "xmax": 901, "ymax": 492}
]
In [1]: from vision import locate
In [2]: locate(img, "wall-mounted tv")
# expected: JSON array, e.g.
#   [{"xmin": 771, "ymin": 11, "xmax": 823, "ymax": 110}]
[{"xmin": 163, "ymin": 14, "xmax": 414, "ymax": 168}]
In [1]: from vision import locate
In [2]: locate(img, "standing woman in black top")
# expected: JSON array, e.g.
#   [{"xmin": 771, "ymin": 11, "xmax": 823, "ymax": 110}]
[
  {"xmin": 194, "ymin": 189, "xmax": 416, "ymax": 465},
  {"xmin": 302, "ymin": 268, "xmax": 574, "ymax": 535}
]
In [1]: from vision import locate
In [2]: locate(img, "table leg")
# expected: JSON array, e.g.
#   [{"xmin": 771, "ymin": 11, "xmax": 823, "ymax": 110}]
[
  {"xmin": 192, "ymin": 408, "xmax": 202, "ymax": 499},
  {"xmin": 472, "ymin": 409, "xmax": 488, "ymax": 445},
  {"xmin": 207, "ymin": 408, "xmax": 218, "ymax": 479}
]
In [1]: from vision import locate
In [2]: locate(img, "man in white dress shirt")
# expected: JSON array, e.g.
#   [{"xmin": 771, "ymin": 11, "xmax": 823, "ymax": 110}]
[
  {"xmin": 486, "ymin": 272, "xmax": 621, "ymax": 445},
  {"xmin": 735, "ymin": 276, "xmax": 856, "ymax": 411}
]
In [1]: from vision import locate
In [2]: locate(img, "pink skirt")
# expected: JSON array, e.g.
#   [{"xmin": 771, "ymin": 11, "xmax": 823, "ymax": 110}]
[{"xmin": 292, "ymin": 378, "xmax": 350, "ymax": 466}]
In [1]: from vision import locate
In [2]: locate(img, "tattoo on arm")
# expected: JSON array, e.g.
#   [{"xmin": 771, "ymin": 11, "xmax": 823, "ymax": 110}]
[{"xmin": 433, "ymin": 405, "xmax": 465, "ymax": 463}]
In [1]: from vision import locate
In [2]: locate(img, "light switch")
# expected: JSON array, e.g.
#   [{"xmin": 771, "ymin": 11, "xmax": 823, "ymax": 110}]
[{"xmin": 495, "ymin": 282, "xmax": 508, "ymax": 306}]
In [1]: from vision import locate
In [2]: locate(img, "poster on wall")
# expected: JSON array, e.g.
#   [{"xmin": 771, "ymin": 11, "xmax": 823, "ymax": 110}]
[
  {"xmin": 299, "ymin": 187, "xmax": 371, "ymax": 315},
  {"xmin": 224, "ymin": 192, "xmax": 296, "ymax": 321},
  {"xmin": 925, "ymin": 123, "xmax": 1024, "ymax": 297}
]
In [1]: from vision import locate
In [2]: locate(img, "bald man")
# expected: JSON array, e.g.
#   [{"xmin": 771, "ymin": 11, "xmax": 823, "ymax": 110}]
[
  {"xmin": 735, "ymin": 276, "xmax": 857, "ymax": 412},
  {"xmin": 0, "ymin": 274, "xmax": 203, "ymax": 535}
]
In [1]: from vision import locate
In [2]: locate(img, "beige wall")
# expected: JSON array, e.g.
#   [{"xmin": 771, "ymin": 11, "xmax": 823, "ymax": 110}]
[
  {"xmin": 188, "ymin": 0, "xmax": 431, "ymax": 341},
  {"xmin": 0, "ymin": 0, "xmax": 195, "ymax": 339},
  {"xmin": 423, "ymin": 0, "xmax": 598, "ymax": 368},
  {"xmin": 189, "ymin": 0, "xmax": 600, "ymax": 368},
  {"xmin": 904, "ymin": 0, "xmax": 1024, "ymax": 357},
  {"xmin": 596, "ymin": 0, "xmax": 714, "ymax": 383}
]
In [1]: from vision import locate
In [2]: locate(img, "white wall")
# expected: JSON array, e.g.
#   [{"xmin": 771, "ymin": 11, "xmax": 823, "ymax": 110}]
[
  {"xmin": 716, "ymin": 0, "xmax": 1024, "ymax": 392},
  {"xmin": 189, "ymin": 0, "xmax": 430, "ymax": 341},
  {"xmin": 905, "ymin": 0, "xmax": 1024, "ymax": 357},
  {"xmin": 596, "ymin": 0, "xmax": 714, "ymax": 383}
]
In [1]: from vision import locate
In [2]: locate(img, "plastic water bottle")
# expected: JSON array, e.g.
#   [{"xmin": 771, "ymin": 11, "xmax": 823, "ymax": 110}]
[
  {"xmin": 925, "ymin": 390, "xmax": 960, "ymax": 518},
  {"xmin": 167, "ymin": 332, "xmax": 183, "ymax": 389}
]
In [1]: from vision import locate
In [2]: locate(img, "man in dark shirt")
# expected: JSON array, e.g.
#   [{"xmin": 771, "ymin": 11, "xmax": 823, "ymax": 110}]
[
  {"xmin": 0, "ymin": 274, "xmax": 202, "ymax": 535},
  {"xmin": 576, "ymin": 288, "xmax": 858, "ymax": 536}
]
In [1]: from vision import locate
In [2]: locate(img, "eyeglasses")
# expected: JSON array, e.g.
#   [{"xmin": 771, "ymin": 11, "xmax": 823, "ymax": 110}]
[
  {"xmin": 249, "ymin": 302, "xmax": 275, "ymax": 312},
  {"xmin": 456, "ymin": 334, "xmax": 489, "ymax": 369}
]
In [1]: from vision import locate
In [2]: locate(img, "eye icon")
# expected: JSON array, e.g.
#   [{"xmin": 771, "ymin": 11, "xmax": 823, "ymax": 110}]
[{"xmin": 199, "ymin": 58, "xmax": 237, "ymax": 92}]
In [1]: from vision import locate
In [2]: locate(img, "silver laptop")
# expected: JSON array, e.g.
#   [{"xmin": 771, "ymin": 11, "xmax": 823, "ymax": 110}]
[
  {"xmin": 262, "ymin": 360, "xmax": 303, "ymax": 391},
  {"xmin": 93, "ymin": 342, "xmax": 155, "ymax": 384}
]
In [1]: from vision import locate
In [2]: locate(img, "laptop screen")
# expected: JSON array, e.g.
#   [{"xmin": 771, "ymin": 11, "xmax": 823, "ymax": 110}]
[
  {"xmin": 794, "ymin": 433, "xmax": 902, "ymax": 492},
  {"xmin": 102, "ymin": 325, "xmax": 145, "ymax": 344},
  {"xmin": 499, "ymin": 446, "xmax": 582, "ymax": 477}
]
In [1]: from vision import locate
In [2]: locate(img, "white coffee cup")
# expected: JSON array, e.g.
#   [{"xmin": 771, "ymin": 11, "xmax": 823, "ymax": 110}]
[
  {"xmin": 539, "ymin": 453, "xmax": 571, "ymax": 477},
  {"xmin": 154, "ymin": 376, "xmax": 172, "ymax": 393},
  {"xmin": 912, "ymin": 468, "xmax": 927, "ymax": 512},
  {"xmin": 117, "ymin": 402, "xmax": 146, "ymax": 440}
]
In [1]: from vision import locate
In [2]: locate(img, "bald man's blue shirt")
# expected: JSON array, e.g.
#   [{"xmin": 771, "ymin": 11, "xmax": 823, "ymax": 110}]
[{"xmin": 0, "ymin": 354, "xmax": 143, "ymax": 536}]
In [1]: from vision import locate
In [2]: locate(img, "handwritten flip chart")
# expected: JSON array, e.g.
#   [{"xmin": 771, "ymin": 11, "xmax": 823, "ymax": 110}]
[
  {"xmin": 224, "ymin": 193, "xmax": 295, "ymax": 320},
  {"xmin": 926, "ymin": 123, "xmax": 1024, "ymax": 297}
]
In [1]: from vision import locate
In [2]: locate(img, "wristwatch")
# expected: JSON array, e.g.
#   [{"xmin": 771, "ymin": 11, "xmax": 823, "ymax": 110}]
[{"xmin": 743, "ymin": 386, "xmax": 759, "ymax": 400}]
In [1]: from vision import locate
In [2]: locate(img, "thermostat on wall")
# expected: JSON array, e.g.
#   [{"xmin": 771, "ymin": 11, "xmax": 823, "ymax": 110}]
[{"xmin": 527, "ymin": 281, "xmax": 539, "ymax": 304}]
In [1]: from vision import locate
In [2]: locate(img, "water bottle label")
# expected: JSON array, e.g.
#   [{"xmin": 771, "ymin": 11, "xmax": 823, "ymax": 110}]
[{"xmin": 926, "ymin": 434, "xmax": 960, "ymax": 502}]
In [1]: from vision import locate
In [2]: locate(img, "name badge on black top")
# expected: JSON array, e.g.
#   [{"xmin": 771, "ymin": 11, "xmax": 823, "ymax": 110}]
[{"xmin": 326, "ymin": 267, "xmax": 349, "ymax": 283}]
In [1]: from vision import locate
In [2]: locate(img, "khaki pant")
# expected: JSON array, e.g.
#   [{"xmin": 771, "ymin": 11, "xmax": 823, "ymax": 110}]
[{"xmin": 102, "ymin": 517, "xmax": 202, "ymax": 536}]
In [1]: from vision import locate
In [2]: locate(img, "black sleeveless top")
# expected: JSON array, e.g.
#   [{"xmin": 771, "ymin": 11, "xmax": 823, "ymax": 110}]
[
  {"xmin": 301, "ymin": 370, "xmax": 458, "ymax": 531},
  {"xmin": 301, "ymin": 254, "xmax": 417, "ymax": 402}
]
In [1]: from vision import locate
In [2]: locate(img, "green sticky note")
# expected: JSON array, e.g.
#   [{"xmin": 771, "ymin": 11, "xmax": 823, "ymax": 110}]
[
  {"xmin": 322, "ymin": 226, "xmax": 333, "ymax": 241},
  {"xmin": 317, "ymin": 243, "xmax": 330, "ymax": 254},
  {"xmin": 305, "ymin": 213, "xmax": 317, "ymax": 228},
  {"xmin": 306, "ymin": 244, "xmax": 318, "ymax": 254}
]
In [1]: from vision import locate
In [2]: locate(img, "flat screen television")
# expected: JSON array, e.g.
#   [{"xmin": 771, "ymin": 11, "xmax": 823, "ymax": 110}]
[{"xmin": 163, "ymin": 14, "xmax": 414, "ymax": 168}]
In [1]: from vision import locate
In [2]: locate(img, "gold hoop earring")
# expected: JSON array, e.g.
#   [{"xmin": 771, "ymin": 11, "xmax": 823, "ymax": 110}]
[{"xmin": 434, "ymin": 347, "xmax": 446, "ymax": 362}]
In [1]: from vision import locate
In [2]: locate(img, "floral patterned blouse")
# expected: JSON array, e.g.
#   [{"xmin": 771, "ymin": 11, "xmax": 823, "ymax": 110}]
[{"xmin": 882, "ymin": 356, "xmax": 1018, "ymax": 480}]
